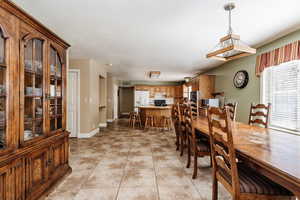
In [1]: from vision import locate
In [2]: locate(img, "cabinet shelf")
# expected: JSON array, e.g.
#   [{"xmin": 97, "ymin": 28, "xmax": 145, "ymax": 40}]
[
  {"xmin": 24, "ymin": 118, "xmax": 43, "ymax": 122},
  {"xmin": 49, "ymin": 96, "xmax": 62, "ymax": 99},
  {"xmin": 25, "ymin": 69, "xmax": 42, "ymax": 76},
  {"xmin": 50, "ymin": 114, "xmax": 62, "ymax": 119},
  {"xmin": 50, "ymin": 75, "xmax": 62, "ymax": 80},
  {"xmin": 0, "ymin": 63, "xmax": 6, "ymax": 69},
  {"xmin": 25, "ymin": 95, "xmax": 43, "ymax": 98}
]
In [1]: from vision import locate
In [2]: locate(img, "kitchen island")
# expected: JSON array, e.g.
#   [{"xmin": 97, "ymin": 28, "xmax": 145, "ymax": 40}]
[{"xmin": 138, "ymin": 106, "xmax": 172, "ymax": 128}]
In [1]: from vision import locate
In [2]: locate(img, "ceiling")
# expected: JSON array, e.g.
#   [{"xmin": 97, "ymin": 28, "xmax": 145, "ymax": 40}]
[{"xmin": 12, "ymin": 0, "xmax": 300, "ymax": 81}]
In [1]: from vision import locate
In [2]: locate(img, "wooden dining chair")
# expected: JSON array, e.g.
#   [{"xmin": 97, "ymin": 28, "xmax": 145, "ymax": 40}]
[
  {"xmin": 185, "ymin": 106, "xmax": 211, "ymax": 179},
  {"xmin": 171, "ymin": 103, "xmax": 181, "ymax": 150},
  {"xmin": 179, "ymin": 103, "xmax": 188, "ymax": 156},
  {"xmin": 225, "ymin": 102, "xmax": 237, "ymax": 121},
  {"xmin": 207, "ymin": 106, "xmax": 294, "ymax": 200},
  {"xmin": 248, "ymin": 103, "xmax": 271, "ymax": 128}
]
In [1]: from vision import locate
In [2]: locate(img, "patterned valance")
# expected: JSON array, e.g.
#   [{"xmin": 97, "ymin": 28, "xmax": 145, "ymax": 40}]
[{"xmin": 255, "ymin": 41, "xmax": 300, "ymax": 76}]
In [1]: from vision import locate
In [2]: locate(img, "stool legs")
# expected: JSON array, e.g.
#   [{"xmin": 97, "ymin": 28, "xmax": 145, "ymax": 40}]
[
  {"xmin": 160, "ymin": 116, "xmax": 172, "ymax": 131},
  {"xmin": 145, "ymin": 115, "xmax": 155, "ymax": 130},
  {"xmin": 129, "ymin": 112, "xmax": 142, "ymax": 129}
]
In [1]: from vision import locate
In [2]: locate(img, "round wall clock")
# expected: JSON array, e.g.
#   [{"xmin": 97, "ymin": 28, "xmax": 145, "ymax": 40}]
[{"xmin": 233, "ymin": 70, "xmax": 249, "ymax": 89}]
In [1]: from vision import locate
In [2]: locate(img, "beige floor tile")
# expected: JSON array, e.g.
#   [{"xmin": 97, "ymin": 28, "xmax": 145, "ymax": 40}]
[
  {"xmin": 158, "ymin": 185, "xmax": 201, "ymax": 200},
  {"xmin": 156, "ymin": 167, "xmax": 192, "ymax": 186},
  {"xmin": 127, "ymin": 156, "xmax": 154, "ymax": 169},
  {"xmin": 153, "ymin": 155, "xmax": 183, "ymax": 168},
  {"xmin": 117, "ymin": 187, "xmax": 158, "ymax": 200},
  {"xmin": 98, "ymin": 156, "xmax": 128, "ymax": 169},
  {"xmin": 45, "ymin": 191, "xmax": 75, "ymax": 200},
  {"xmin": 120, "ymin": 168, "xmax": 156, "ymax": 187},
  {"xmin": 49, "ymin": 119, "xmax": 231, "ymax": 200},
  {"xmin": 73, "ymin": 188, "xmax": 119, "ymax": 200},
  {"xmin": 82, "ymin": 169, "xmax": 124, "ymax": 188}
]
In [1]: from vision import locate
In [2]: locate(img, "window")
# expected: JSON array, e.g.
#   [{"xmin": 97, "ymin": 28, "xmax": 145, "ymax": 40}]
[
  {"xmin": 183, "ymin": 85, "xmax": 192, "ymax": 99},
  {"xmin": 187, "ymin": 86, "xmax": 192, "ymax": 100},
  {"xmin": 261, "ymin": 60, "xmax": 300, "ymax": 133}
]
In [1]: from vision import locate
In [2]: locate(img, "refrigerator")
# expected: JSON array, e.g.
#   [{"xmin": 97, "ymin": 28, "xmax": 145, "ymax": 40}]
[{"xmin": 134, "ymin": 90, "xmax": 150, "ymax": 111}]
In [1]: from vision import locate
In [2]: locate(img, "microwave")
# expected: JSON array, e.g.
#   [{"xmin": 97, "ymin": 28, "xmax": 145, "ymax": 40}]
[{"xmin": 201, "ymin": 99, "xmax": 219, "ymax": 107}]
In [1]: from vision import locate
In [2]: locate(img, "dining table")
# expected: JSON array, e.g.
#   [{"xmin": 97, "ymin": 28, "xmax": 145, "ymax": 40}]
[{"xmin": 192, "ymin": 116, "xmax": 300, "ymax": 197}]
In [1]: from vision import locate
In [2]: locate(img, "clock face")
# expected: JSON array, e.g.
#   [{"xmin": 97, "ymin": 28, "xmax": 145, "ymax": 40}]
[{"xmin": 233, "ymin": 70, "xmax": 249, "ymax": 88}]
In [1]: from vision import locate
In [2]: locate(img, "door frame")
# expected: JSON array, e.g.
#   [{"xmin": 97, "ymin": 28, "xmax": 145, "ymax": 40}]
[
  {"xmin": 113, "ymin": 84, "xmax": 119, "ymax": 120},
  {"xmin": 67, "ymin": 69, "xmax": 80, "ymax": 137}
]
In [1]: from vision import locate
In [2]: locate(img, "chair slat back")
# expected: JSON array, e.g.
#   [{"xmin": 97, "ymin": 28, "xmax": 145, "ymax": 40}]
[
  {"xmin": 179, "ymin": 104, "xmax": 188, "ymax": 132},
  {"xmin": 184, "ymin": 106, "xmax": 193, "ymax": 136},
  {"xmin": 172, "ymin": 103, "xmax": 180, "ymax": 127},
  {"xmin": 248, "ymin": 103, "xmax": 271, "ymax": 128},
  {"xmin": 225, "ymin": 102, "xmax": 237, "ymax": 121},
  {"xmin": 190, "ymin": 101, "xmax": 198, "ymax": 119},
  {"xmin": 207, "ymin": 106, "xmax": 240, "ymax": 196}
]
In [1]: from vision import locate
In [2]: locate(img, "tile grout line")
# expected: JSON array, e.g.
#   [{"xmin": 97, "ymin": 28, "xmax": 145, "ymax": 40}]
[
  {"xmin": 114, "ymin": 131, "xmax": 132, "ymax": 200},
  {"xmin": 151, "ymin": 131, "xmax": 161, "ymax": 200}
]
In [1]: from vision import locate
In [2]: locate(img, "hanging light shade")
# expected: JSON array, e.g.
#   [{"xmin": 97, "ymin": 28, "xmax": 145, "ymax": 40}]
[
  {"xmin": 184, "ymin": 77, "xmax": 191, "ymax": 82},
  {"xmin": 206, "ymin": 3, "xmax": 256, "ymax": 61}
]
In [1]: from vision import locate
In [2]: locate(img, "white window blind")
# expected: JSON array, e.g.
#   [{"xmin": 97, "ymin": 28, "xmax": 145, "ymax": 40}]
[{"xmin": 262, "ymin": 60, "xmax": 300, "ymax": 132}]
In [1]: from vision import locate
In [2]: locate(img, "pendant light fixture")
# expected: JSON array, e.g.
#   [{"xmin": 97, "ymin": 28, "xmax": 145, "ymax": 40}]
[{"xmin": 206, "ymin": 2, "xmax": 256, "ymax": 61}]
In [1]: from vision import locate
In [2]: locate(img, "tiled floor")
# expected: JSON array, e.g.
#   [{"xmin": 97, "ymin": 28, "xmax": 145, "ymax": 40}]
[{"xmin": 44, "ymin": 119, "xmax": 231, "ymax": 200}]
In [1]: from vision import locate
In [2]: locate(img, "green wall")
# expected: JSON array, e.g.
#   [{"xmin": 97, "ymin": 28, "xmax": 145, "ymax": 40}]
[
  {"xmin": 205, "ymin": 29, "xmax": 300, "ymax": 123},
  {"xmin": 119, "ymin": 80, "xmax": 182, "ymax": 86}
]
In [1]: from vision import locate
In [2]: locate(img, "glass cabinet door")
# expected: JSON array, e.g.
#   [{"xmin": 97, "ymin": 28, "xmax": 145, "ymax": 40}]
[
  {"xmin": 0, "ymin": 29, "xmax": 7, "ymax": 149},
  {"xmin": 49, "ymin": 47, "xmax": 63, "ymax": 132},
  {"xmin": 23, "ymin": 38, "xmax": 44, "ymax": 141}
]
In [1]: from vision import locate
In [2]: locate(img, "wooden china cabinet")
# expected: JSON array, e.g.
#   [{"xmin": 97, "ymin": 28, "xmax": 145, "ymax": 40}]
[{"xmin": 0, "ymin": 1, "xmax": 71, "ymax": 200}]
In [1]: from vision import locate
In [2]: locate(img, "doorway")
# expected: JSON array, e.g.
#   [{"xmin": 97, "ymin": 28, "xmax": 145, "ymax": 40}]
[
  {"xmin": 113, "ymin": 84, "xmax": 119, "ymax": 120},
  {"xmin": 99, "ymin": 75, "xmax": 107, "ymax": 127},
  {"xmin": 118, "ymin": 87, "xmax": 134, "ymax": 117},
  {"xmin": 67, "ymin": 69, "xmax": 80, "ymax": 137}
]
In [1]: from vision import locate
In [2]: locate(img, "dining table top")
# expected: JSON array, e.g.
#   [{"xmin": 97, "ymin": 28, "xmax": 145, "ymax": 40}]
[{"xmin": 192, "ymin": 116, "xmax": 300, "ymax": 192}]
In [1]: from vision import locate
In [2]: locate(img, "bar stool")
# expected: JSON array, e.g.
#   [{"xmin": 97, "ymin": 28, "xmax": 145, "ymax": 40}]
[
  {"xmin": 160, "ymin": 116, "xmax": 172, "ymax": 131},
  {"xmin": 129, "ymin": 112, "xmax": 142, "ymax": 129},
  {"xmin": 144, "ymin": 115, "xmax": 155, "ymax": 130}
]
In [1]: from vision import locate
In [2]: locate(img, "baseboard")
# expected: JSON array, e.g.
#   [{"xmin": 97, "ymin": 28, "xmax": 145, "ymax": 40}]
[
  {"xmin": 107, "ymin": 119, "xmax": 114, "ymax": 123},
  {"xmin": 78, "ymin": 128, "xmax": 99, "ymax": 138},
  {"xmin": 99, "ymin": 123, "xmax": 107, "ymax": 127}
]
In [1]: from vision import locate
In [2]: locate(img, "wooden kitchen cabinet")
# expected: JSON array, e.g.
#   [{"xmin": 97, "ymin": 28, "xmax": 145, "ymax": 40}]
[
  {"xmin": 135, "ymin": 85, "xmax": 179, "ymax": 99},
  {"xmin": 175, "ymin": 85, "xmax": 183, "ymax": 97},
  {"xmin": 198, "ymin": 75, "xmax": 215, "ymax": 99}
]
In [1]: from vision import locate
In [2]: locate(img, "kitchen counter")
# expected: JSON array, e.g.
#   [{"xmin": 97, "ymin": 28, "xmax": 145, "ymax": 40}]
[
  {"xmin": 138, "ymin": 106, "xmax": 172, "ymax": 127},
  {"xmin": 138, "ymin": 106, "xmax": 172, "ymax": 110}
]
